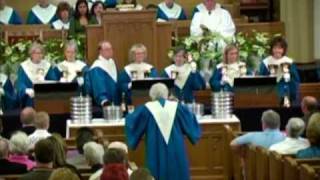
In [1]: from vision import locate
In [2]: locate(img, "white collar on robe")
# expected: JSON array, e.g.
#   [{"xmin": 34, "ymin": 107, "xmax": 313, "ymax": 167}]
[
  {"xmin": 217, "ymin": 61, "xmax": 246, "ymax": 87},
  {"xmin": 21, "ymin": 58, "xmax": 51, "ymax": 83},
  {"xmin": 158, "ymin": 2, "xmax": 182, "ymax": 20},
  {"xmin": 0, "ymin": 6, "xmax": 13, "ymax": 24},
  {"xmin": 145, "ymin": 100, "xmax": 178, "ymax": 145},
  {"xmin": 57, "ymin": 60, "xmax": 86, "ymax": 82},
  {"xmin": 263, "ymin": 56, "xmax": 293, "ymax": 82},
  {"xmin": 196, "ymin": 3, "xmax": 221, "ymax": 13},
  {"xmin": 91, "ymin": 55, "xmax": 118, "ymax": 82},
  {"xmin": 165, "ymin": 64, "xmax": 191, "ymax": 89},
  {"xmin": 32, "ymin": 4, "xmax": 57, "ymax": 24},
  {"xmin": 124, "ymin": 62, "xmax": 153, "ymax": 80},
  {"xmin": 52, "ymin": 19, "xmax": 70, "ymax": 30},
  {"xmin": 0, "ymin": 73, "xmax": 8, "ymax": 87}
]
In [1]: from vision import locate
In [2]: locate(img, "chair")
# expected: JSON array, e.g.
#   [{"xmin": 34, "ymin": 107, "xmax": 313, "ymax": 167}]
[{"xmin": 269, "ymin": 151, "xmax": 284, "ymax": 180}]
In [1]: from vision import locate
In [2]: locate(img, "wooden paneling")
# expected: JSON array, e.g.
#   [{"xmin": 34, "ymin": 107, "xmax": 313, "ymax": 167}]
[
  {"xmin": 299, "ymin": 83, "xmax": 320, "ymax": 101},
  {"xmin": 85, "ymin": 25, "xmax": 103, "ymax": 64},
  {"xmin": 156, "ymin": 22, "xmax": 173, "ymax": 71}
]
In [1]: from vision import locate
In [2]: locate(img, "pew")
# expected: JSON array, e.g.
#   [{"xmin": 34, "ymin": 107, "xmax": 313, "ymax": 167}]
[
  {"xmin": 244, "ymin": 145, "xmax": 257, "ymax": 180},
  {"xmin": 284, "ymin": 156, "xmax": 300, "ymax": 180},
  {"xmin": 269, "ymin": 151, "xmax": 284, "ymax": 180},
  {"xmin": 255, "ymin": 147, "xmax": 269, "ymax": 180},
  {"xmin": 300, "ymin": 164, "xmax": 319, "ymax": 180}
]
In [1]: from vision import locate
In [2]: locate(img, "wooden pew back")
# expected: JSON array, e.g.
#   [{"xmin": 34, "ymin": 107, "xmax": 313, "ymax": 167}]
[
  {"xmin": 269, "ymin": 151, "xmax": 284, "ymax": 180},
  {"xmin": 284, "ymin": 156, "xmax": 300, "ymax": 180},
  {"xmin": 255, "ymin": 146, "xmax": 269, "ymax": 180}
]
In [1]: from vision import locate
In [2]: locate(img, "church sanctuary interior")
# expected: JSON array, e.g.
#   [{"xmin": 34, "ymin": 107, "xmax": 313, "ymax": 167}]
[{"xmin": 0, "ymin": 0, "xmax": 320, "ymax": 179}]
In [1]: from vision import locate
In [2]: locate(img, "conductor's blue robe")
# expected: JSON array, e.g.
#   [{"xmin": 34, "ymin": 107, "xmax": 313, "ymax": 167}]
[
  {"xmin": 119, "ymin": 63, "xmax": 158, "ymax": 105},
  {"xmin": 125, "ymin": 98, "xmax": 201, "ymax": 180},
  {"xmin": 0, "ymin": 74, "xmax": 18, "ymax": 110},
  {"xmin": 162, "ymin": 64, "xmax": 205, "ymax": 102},
  {"xmin": 156, "ymin": 2, "xmax": 187, "ymax": 21},
  {"xmin": 26, "ymin": 4, "xmax": 57, "ymax": 24},
  {"xmin": 259, "ymin": 56, "xmax": 300, "ymax": 103},
  {"xmin": 16, "ymin": 60, "xmax": 57, "ymax": 107},
  {"xmin": 0, "ymin": 6, "xmax": 22, "ymax": 25}
]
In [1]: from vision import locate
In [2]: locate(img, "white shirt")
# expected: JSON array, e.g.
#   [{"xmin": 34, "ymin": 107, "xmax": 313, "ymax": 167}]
[
  {"xmin": 28, "ymin": 129, "xmax": 52, "ymax": 149},
  {"xmin": 269, "ymin": 137, "xmax": 310, "ymax": 154},
  {"xmin": 190, "ymin": 3, "xmax": 235, "ymax": 37}
]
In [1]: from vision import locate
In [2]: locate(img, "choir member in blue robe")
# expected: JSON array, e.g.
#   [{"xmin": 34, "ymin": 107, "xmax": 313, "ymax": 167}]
[
  {"xmin": 16, "ymin": 42, "xmax": 58, "ymax": 107},
  {"xmin": 53, "ymin": 40, "xmax": 89, "ymax": 94},
  {"xmin": 119, "ymin": 44, "xmax": 158, "ymax": 105},
  {"xmin": 88, "ymin": 0, "xmax": 117, "ymax": 9},
  {"xmin": 0, "ymin": 0, "xmax": 22, "ymax": 25},
  {"xmin": 26, "ymin": 0, "xmax": 57, "ymax": 24},
  {"xmin": 156, "ymin": 0, "xmax": 187, "ymax": 22},
  {"xmin": 259, "ymin": 36, "xmax": 300, "ymax": 107},
  {"xmin": 88, "ymin": 41, "xmax": 121, "ymax": 106},
  {"xmin": 210, "ymin": 44, "xmax": 250, "ymax": 92},
  {"xmin": 125, "ymin": 83, "xmax": 202, "ymax": 180},
  {"xmin": 162, "ymin": 47, "xmax": 205, "ymax": 102},
  {"xmin": 51, "ymin": 1, "xmax": 71, "ymax": 30},
  {"xmin": 0, "ymin": 73, "xmax": 18, "ymax": 111}
]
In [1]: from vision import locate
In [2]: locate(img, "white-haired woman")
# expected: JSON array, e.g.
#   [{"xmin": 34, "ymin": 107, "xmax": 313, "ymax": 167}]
[
  {"xmin": 119, "ymin": 43, "xmax": 158, "ymax": 105},
  {"xmin": 125, "ymin": 83, "xmax": 201, "ymax": 180},
  {"xmin": 16, "ymin": 42, "xmax": 58, "ymax": 107},
  {"xmin": 8, "ymin": 131, "xmax": 35, "ymax": 170},
  {"xmin": 83, "ymin": 141, "xmax": 104, "ymax": 173},
  {"xmin": 269, "ymin": 118, "xmax": 310, "ymax": 154}
]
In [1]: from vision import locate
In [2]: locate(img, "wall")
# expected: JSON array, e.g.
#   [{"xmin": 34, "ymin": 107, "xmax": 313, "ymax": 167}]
[{"xmin": 314, "ymin": 0, "xmax": 320, "ymax": 59}]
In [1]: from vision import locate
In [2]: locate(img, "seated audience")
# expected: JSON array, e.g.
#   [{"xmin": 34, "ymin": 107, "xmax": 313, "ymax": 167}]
[
  {"xmin": 269, "ymin": 118, "xmax": 309, "ymax": 154},
  {"xmin": 28, "ymin": 112, "xmax": 52, "ymax": 149},
  {"xmin": 156, "ymin": 0, "xmax": 186, "ymax": 22},
  {"xmin": 27, "ymin": 0, "xmax": 57, "ymax": 24},
  {"xmin": 49, "ymin": 167, "xmax": 80, "ymax": 180},
  {"xmin": 0, "ymin": 138, "xmax": 28, "ymax": 175},
  {"xmin": 210, "ymin": 44, "xmax": 250, "ymax": 92},
  {"xmin": 162, "ymin": 47, "xmax": 205, "ymax": 102},
  {"xmin": 119, "ymin": 43, "xmax": 158, "ymax": 105},
  {"xmin": 190, "ymin": 0, "xmax": 235, "ymax": 37},
  {"xmin": 88, "ymin": 41, "xmax": 121, "ymax": 106},
  {"xmin": 120, "ymin": 0, "xmax": 143, "ymax": 10},
  {"xmin": 231, "ymin": 109, "xmax": 285, "ymax": 149},
  {"xmin": 91, "ymin": 1, "xmax": 104, "ymax": 24},
  {"xmin": 16, "ymin": 42, "xmax": 57, "ymax": 107},
  {"xmin": 0, "ymin": 0, "xmax": 22, "ymax": 24},
  {"xmin": 8, "ymin": 131, "xmax": 35, "ymax": 170},
  {"xmin": 301, "ymin": 96, "xmax": 318, "ymax": 126},
  {"xmin": 259, "ymin": 36, "xmax": 300, "ymax": 107},
  {"xmin": 1, "ymin": 68, "xmax": 18, "ymax": 110},
  {"xmin": 67, "ymin": 127, "xmax": 94, "ymax": 167},
  {"xmin": 83, "ymin": 141, "xmax": 105, "ymax": 173},
  {"xmin": 20, "ymin": 139, "xmax": 54, "ymax": 180},
  {"xmin": 130, "ymin": 168, "xmax": 154, "ymax": 180},
  {"xmin": 88, "ymin": 0, "xmax": 118, "ymax": 9},
  {"xmin": 69, "ymin": 0, "xmax": 97, "ymax": 37},
  {"xmin": 52, "ymin": 1, "xmax": 71, "ymax": 30},
  {"xmin": 297, "ymin": 113, "xmax": 320, "ymax": 158},
  {"xmin": 20, "ymin": 107, "xmax": 36, "ymax": 135}
]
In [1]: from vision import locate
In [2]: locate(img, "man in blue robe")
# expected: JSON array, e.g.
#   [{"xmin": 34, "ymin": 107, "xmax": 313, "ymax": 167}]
[
  {"xmin": 156, "ymin": 0, "xmax": 187, "ymax": 22},
  {"xmin": 26, "ymin": 0, "xmax": 57, "ymax": 24},
  {"xmin": 0, "ymin": 0, "xmax": 22, "ymax": 24},
  {"xmin": 0, "ymin": 73, "xmax": 18, "ymax": 111},
  {"xmin": 125, "ymin": 83, "xmax": 202, "ymax": 180},
  {"xmin": 88, "ymin": 41, "xmax": 120, "ymax": 106}
]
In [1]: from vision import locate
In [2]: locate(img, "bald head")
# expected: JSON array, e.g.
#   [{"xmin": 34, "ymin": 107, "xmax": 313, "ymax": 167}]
[
  {"xmin": 20, "ymin": 107, "xmax": 36, "ymax": 125},
  {"xmin": 301, "ymin": 96, "xmax": 318, "ymax": 115},
  {"xmin": 98, "ymin": 41, "xmax": 113, "ymax": 60}
]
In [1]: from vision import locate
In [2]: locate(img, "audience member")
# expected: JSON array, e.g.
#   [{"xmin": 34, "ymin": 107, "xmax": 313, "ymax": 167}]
[
  {"xmin": 231, "ymin": 109, "xmax": 285, "ymax": 148},
  {"xmin": 156, "ymin": 0, "xmax": 186, "ymax": 22},
  {"xmin": 297, "ymin": 113, "xmax": 320, "ymax": 158},
  {"xmin": 8, "ymin": 131, "xmax": 35, "ymax": 170},
  {"xmin": 28, "ymin": 112, "xmax": 52, "ymax": 149},
  {"xmin": 100, "ymin": 148, "xmax": 129, "ymax": 180},
  {"xmin": 52, "ymin": 1, "xmax": 72, "ymax": 30},
  {"xmin": 0, "ymin": 138, "xmax": 28, "ymax": 175},
  {"xmin": 20, "ymin": 107, "xmax": 36, "ymax": 135},
  {"xmin": 130, "ymin": 168, "xmax": 154, "ymax": 180},
  {"xmin": 20, "ymin": 139, "xmax": 54, "ymax": 180},
  {"xmin": 49, "ymin": 167, "xmax": 80, "ymax": 180},
  {"xmin": 90, "ymin": 1, "xmax": 104, "ymax": 25},
  {"xmin": 269, "ymin": 118, "xmax": 309, "ymax": 154},
  {"xmin": 26, "ymin": 0, "xmax": 57, "ymax": 24},
  {"xmin": 0, "ymin": 0, "xmax": 22, "ymax": 24},
  {"xmin": 83, "ymin": 141, "xmax": 104, "ymax": 172},
  {"xmin": 301, "ymin": 96, "xmax": 318, "ymax": 125}
]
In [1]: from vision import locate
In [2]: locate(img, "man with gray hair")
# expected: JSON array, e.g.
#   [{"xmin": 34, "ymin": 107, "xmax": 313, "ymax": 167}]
[
  {"xmin": 270, "ymin": 118, "xmax": 309, "ymax": 154},
  {"xmin": 125, "ymin": 83, "xmax": 201, "ymax": 180},
  {"xmin": 301, "ymin": 96, "xmax": 318, "ymax": 126},
  {"xmin": 83, "ymin": 141, "xmax": 104, "ymax": 173},
  {"xmin": 231, "ymin": 109, "xmax": 285, "ymax": 148}
]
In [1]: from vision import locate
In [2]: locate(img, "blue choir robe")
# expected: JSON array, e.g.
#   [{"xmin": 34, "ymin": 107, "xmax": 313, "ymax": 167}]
[
  {"xmin": 125, "ymin": 98, "xmax": 202, "ymax": 180},
  {"xmin": 156, "ymin": 2, "xmax": 187, "ymax": 21},
  {"xmin": 88, "ymin": 0, "xmax": 118, "ymax": 9},
  {"xmin": 162, "ymin": 64, "xmax": 205, "ymax": 102},
  {"xmin": 119, "ymin": 62, "xmax": 158, "ymax": 105},
  {"xmin": 0, "ymin": 6, "xmax": 22, "ymax": 25},
  {"xmin": 0, "ymin": 74, "xmax": 18, "ymax": 110},
  {"xmin": 27, "ymin": 4, "xmax": 57, "ymax": 24},
  {"xmin": 16, "ymin": 59, "xmax": 58, "ymax": 107},
  {"xmin": 259, "ymin": 56, "xmax": 300, "ymax": 102},
  {"xmin": 210, "ymin": 62, "xmax": 250, "ymax": 92},
  {"xmin": 89, "ymin": 56, "xmax": 121, "ymax": 106}
]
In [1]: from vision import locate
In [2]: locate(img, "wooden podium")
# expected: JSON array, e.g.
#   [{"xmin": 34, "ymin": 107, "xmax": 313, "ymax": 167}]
[{"xmin": 86, "ymin": 10, "xmax": 172, "ymax": 70}]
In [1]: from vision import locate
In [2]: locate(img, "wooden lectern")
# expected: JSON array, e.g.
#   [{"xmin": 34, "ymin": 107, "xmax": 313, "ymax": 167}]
[{"xmin": 34, "ymin": 82, "xmax": 78, "ymax": 114}]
